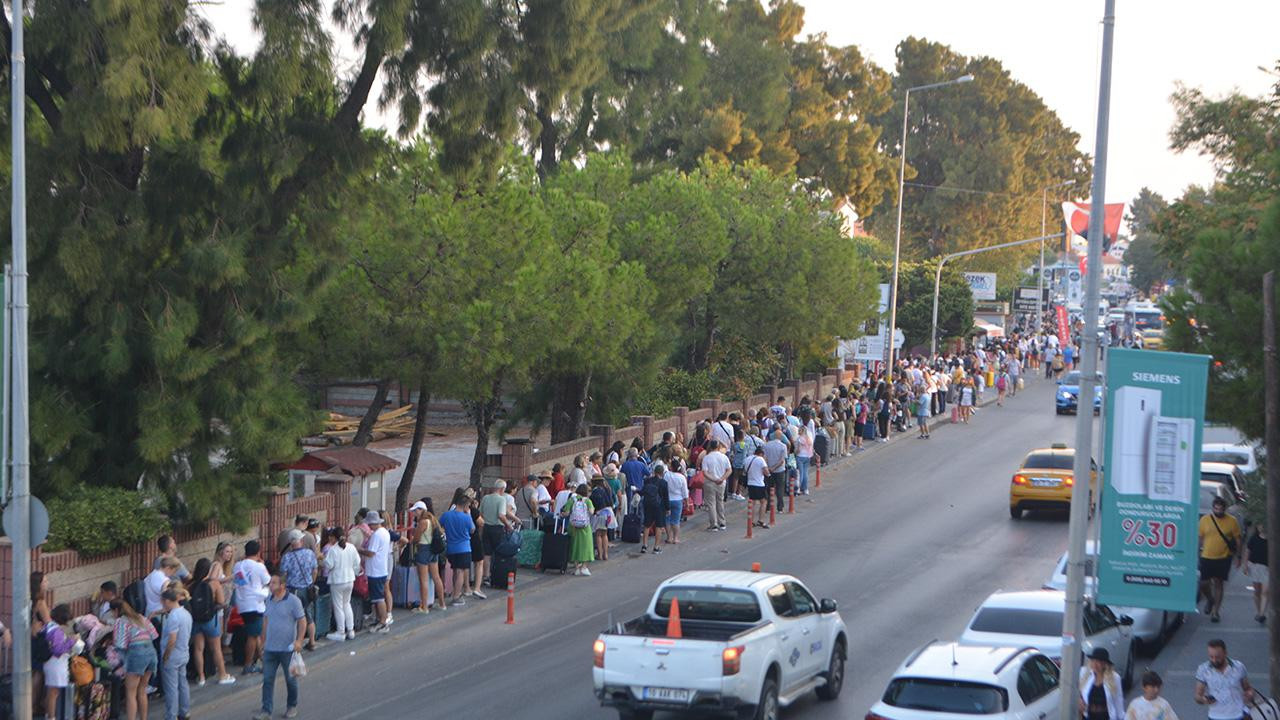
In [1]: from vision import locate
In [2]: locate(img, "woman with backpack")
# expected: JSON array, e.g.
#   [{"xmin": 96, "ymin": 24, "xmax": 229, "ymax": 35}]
[
  {"xmin": 561, "ymin": 484, "xmax": 596, "ymax": 576},
  {"xmin": 112, "ymin": 598, "xmax": 159, "ymax": 720},
  {"xmin": 589, "ymin": 476, "xmax": 616, "ymax": 562},
  {"xmin": 189, "ymin": 558, "xmax": 236, "ymax": 687}
]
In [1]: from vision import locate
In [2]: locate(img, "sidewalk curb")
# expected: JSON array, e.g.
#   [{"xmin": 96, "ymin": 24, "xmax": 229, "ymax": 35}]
[{"xmin": 181, "ymin": 376, "xmax": 1041, "ymax": 716}]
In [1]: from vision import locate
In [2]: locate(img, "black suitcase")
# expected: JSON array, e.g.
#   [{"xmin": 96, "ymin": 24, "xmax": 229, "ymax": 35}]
[
  {"xmin": 540, "ymin": 518, "xmax": 570, "ymax": 574},
  {"xmin": 620, "ymin": 512, "xmax": 642, "ymax": 543},
  {"xmin": 490, "ymin": 554, "xmax": 517, "ymax": 590},
  {"xmin": 814, "ymin": 431, "xmax": 830, "ymax": 465}
]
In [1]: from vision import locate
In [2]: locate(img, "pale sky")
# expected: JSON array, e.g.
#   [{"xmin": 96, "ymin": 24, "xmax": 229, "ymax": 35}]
[{"xmin": 202, "ymin": 0, "xmax": 1279, "ymax": 207}]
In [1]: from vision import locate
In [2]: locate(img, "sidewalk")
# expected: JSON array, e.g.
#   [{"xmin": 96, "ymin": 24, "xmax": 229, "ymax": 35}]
[
  {"xmin": 1146, "ymin": 570, "xmax": 1271, "ymax": 713},
  {"xmin": 169, "ymin": 376, "xmax": 1018, "ymax": 717}
]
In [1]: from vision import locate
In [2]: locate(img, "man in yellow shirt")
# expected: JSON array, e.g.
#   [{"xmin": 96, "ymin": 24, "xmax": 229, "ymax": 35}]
[{"xmin": 1197, "ymin": 497, "xmax": 1242, "ymax": 623}]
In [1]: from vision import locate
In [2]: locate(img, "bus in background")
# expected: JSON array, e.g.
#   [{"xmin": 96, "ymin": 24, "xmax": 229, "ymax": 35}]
[{"xmin": 1124, "ymin": 302, "xmax": 1164, "ymax": 348}]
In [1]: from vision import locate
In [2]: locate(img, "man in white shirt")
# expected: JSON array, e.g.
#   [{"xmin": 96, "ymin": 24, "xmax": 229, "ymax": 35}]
[
  {"xmin": 233, "ymin": 540, "xmax": 271, "ymax": 673},
  {"xmin": 700, "ymin": 441, "xmax": 732, "ymax": 532},
  {"xmin": 710, "ymin": 412, "xmax": 734, "ymax": 450},
  {"xmin": 1194, "ymin": 639, "xmax": 1253, "ymax": 720},
  {"xmin": 360, "ymin": 512, "xmax": 393, "ymax": 632}
]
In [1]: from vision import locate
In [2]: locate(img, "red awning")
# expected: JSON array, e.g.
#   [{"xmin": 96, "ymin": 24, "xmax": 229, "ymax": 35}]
[{"xmin": 280, "ymin": 446, "xmax": 401, "ymax": 477}]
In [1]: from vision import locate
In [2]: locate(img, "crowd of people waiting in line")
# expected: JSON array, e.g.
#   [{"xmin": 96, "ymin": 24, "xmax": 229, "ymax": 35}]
[{"xmin": 12, "ymin": 333, "xmax": 1071, "ymax": 720}]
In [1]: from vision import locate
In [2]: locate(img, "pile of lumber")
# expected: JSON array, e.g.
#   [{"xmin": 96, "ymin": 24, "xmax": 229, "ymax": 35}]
[{"xmin": 321, "ymin": 405, "xmax": 415, "ymax": 444}]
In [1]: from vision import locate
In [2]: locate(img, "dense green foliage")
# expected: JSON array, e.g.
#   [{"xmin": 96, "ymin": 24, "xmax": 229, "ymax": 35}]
[
  {"xmin": 46, "ymin": 487, "xmax": 171, "ymax": 556},
  {"xmin": 884, "ymin": 262, "xmax": 976, "ymax": 353},
  {"xmin": 1122, "ymin": 188, "xmax": 1175, "ymax": 295},
  {"xmin": 0, "ymin": 0, "xmax": 1091, "ymax": 520},
  {"xmin": 866, "ymin": 38, "xmax": 1090, "ymax": 288},
  {"xmin": 1155, "ymin": 65, "xmax": 1280, "ymax": 440}
]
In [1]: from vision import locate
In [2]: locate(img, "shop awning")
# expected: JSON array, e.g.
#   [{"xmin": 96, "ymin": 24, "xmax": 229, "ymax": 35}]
[{"xmin": 974, "ymin": 320, "xmax": 1005, "ymax": 338}]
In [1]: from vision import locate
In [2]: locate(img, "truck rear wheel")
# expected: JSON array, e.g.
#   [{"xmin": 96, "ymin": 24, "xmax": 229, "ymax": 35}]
[
  {"xmin": 749, "ymin": 675, "xmax": 779, "ymax": 720},
  {"xmin": 816, "ymin": 640, "xmax": 846, "ymax": 701}
]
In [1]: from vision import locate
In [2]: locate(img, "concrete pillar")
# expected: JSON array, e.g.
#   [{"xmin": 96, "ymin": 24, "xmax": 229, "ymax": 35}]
[
  {"xmin": 701, "ymin": 399, "xmax": 721, "ymax": 418},
  {"xmin": 501, "ymin": 439, "xmax": 534, "ymax": 486},
  {"xmin": 673, "ymin": 407, "xmax": 689, "ymax": 440},
  {"xmin": 630, "ymin": 416, "xmax": 654, "ymax": 449},
  {"xmin": 589, "ymin": 424, "xmax": 614, "ymax": 457}
]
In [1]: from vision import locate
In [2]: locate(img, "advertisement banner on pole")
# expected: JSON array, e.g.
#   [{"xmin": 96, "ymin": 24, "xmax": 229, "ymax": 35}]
[
  {"xmin": 1055, "ymin": 305, "xmax": 1069, "ymax": 348},
  {"xmin": 1096, "ymin": 348, "xmax": 1210, "ymax": 611},
  {"xmin": 963, "ymin": 272, "xmax": 997, "ymax": 301}
]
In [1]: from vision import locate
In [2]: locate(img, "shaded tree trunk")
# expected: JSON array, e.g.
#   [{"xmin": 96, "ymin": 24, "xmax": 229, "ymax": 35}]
[
  {"xmin": 394, "ymin": 377, "xmax": 431, "ymax": 513},
  {"xmin": 549, "ymin": 371, "xmax": 592, "ymax": 444},
  {"xmin": 466, "ymin": 377, "xmax": 504, "ymax": 490},
  {"xmin": 535, "ymin": 95, "xmax": 559, "ymax": 179},
  {"xmin": 352, "ymin": 378, "xmax": 391, "ymax": 447},
  {"xmin": 691, "ymin": 303, "xmax": 715, "ymax": 371}
]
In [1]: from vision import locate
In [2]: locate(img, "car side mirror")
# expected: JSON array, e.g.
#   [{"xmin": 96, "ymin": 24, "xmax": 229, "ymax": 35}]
[
  {"xmin": 819, "ymin": 598, "xmax": 838, "ymax": 614},
  {"xmin": 1119, "ymin": 615, "xmax": 1134, "ymax": 626}
]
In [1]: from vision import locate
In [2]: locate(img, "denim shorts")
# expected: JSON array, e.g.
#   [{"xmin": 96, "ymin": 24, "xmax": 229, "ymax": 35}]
[
  {"xmin": 415, "ymin": 545, "xmax": 439, "ymax": 566},
  {"xmin": 124, "ymin": 643, "xmax": 158, "ymax": 675},
  {"xmin": 193, "ymin": 614, "xmax": 221, "ymax": 638},
  {"xmin": 667, "ymin": 499, "xmax": 683, "ymax": 526},
  {"xmin": 367, "ymin": 576, "xmax": 387, "ymax": 602}
]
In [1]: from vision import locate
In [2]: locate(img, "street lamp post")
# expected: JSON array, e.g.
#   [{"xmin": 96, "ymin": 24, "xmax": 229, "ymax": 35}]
[
  {"xmin": 1039, "ymin": 180, "xmax": 1075, "ymax": 331},
  {"xmin": 930, "ymin": 234, "xmax": 1064, "ymax": 358},
  {"xmin": 887, "ymin": 74, "xmax": 973, "ymax": 403}
]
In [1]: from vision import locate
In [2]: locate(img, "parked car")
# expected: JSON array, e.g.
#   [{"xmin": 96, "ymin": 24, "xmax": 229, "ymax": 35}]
[
  {"xmin": 593, "ymin": 570, "xmax": 847, "ymax": 720},
  {"xmin": 958, "ymin": 590, "xmax": 1136, "ymax": 690},
  {"xmin": 1200, "ymin": 443, "xmax": 1258, "ymax": 474},
  {"xmin": 1042, "ymin": 542, "xmax": 1183, "ymax": 654},
  {"xmin": 867, "ymin": 643, "xmax": 1060, "ymax": 720},
  {"xmin": 1198, "ymin": 475, "xmax": 1246, "ymax": 528}
]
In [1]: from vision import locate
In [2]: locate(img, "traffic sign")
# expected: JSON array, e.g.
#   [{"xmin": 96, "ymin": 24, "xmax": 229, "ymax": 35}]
[{"xmin": 3, "ymin": 495, "xmax": 50, "ymax": 546}]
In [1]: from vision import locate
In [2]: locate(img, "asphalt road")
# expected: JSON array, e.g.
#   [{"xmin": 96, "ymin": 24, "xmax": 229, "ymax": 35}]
[{"xmin": 199, "ymin": 377, "xmax": 1088, "ymax": 720}]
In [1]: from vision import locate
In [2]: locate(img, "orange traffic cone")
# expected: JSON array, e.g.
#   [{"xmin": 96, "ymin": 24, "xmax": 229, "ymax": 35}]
[{"xmin": 666, "ymin": 597, "xmax": 683, "ymax": 638}]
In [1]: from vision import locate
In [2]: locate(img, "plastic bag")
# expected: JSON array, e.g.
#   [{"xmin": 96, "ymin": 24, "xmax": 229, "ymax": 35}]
[{"xmin": 289, "ymin": 651, "xmax": 307, "ymax": 678}]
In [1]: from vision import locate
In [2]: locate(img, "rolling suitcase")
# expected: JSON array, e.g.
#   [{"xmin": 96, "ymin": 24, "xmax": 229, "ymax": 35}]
[
  {"xmin": 813, "ymin": 430, "xmax": 830, "ymax": 465},
  {"xmin": 490, "ymin": 554, "xmax": 517, "ymax": 590},
  {"xmin": 540, "ymin": 518, "xmax": 570, "ymax": 574},
  {"xmin": 314, "ymin": 591, "xmax": 332, "ymax": 636},
  {"xmin": 620, "ymin": 512, "xmax": 642, "ymax": 543},
  {"xmin": 516, "ymin": 528, "xmax": 543, "ymax": 568},
  {"xmin": 391, "ymin": 565, "xmax": 423, "ymax": 609}
]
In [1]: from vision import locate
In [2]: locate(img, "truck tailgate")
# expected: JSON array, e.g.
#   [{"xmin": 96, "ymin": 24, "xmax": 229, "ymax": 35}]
[{"xmin": 598, "ymin": 635, "xmax": 728, "ymax": 702}]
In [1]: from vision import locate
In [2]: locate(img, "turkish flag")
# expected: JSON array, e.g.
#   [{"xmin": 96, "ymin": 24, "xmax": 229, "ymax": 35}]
[{"xmin": 1062, "ymin": 201, "xmax": 1125, "ymax": 251}]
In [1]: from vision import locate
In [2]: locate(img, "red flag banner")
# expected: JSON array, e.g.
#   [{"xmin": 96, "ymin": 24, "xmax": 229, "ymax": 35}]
[
  {"xmin": 1056, "ymin": 305, "xmax": 1069, "ymax": 348},
  {"xmin": 1062, "ymin": 201, "xmax": 1125, "ymax": 251}
]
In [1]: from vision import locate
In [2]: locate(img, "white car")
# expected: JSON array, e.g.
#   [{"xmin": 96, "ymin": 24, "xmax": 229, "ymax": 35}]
[
  {"xmin": 1201, "ymin": 443, "xmax": 1258, "ymax": 474},
  {"xmin": 1043, "ymin": 543, "xmax": 1183, "ymax": 653},
  {"xmin": 958, "ymin": 590, "xmax": 1136, "ymax": 690},
  {"xmin": 593, "ymin": 570, "xmax": 847, "ymax": 720},
  {"xmin": 868, "ymin": 643, "xmax": 1060, "ymax": 720}
]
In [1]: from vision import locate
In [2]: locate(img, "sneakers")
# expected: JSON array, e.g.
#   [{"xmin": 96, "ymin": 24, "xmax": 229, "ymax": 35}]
[
  {"xmin": 470, "ymin": 589, "xmax": 487, "ymax": 600},
  {"xmin": 450, "ymin": 597, "xmax": 466, "ymax": 607},
  {"xmin": 284, "ymin": 708, "xmax": 298, "ymax": 719},
  {"xmin": 718, "ymin": 523, "xmax": 726, "ymax": 530},
  {"xmin": 708, "ymin": 526, "xmax": 720, "ymax": 532},
  {"xmin": 345, "ymin": 632, "xmax": 355, "ymax": 641},
  {"xmin": 325, "ymin": 632, "xmax": 346, "ymax": 642},
  {"xmin": 218, "ymin": 675, "xmax": 237, "ymax": 686},
  {"xmin": 411, "ymin": 606, "xmax": 429, "ymax": 614},
  {"xmin": 653, "ymin": 547, "xmax": 662, "ymax": 554},
  {"xmin": 242, "ymin": 663, "xmax": 262, "ymax": 675},
  {"xmin": 196, "ymin": 679, "xmax": 206, "ymax": 688},
  {"xmin": 580, "ymin": 567, "xmax": 591, "ymax": 576},
  {"xmin": 374, "ymin": 623, "xmax": 391, "ymax": 634},
  {"xmin": 252, "ymin": 713, "xmax": 271, "ymax": 720}
]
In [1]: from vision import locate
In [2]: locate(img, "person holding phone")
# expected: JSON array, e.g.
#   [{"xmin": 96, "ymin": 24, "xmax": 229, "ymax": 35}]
[{"xmin": 1194, "ymin": 639, "xmax": 1253, "ymax": 720}]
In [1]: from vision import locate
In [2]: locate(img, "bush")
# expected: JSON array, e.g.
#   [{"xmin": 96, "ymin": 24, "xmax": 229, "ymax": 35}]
[{"xmin": 45, "ymin": 486, "xmax": 171, "ymax": 556}]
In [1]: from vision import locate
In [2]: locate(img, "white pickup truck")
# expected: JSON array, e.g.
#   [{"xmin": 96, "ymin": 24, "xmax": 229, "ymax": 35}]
[{"xmin": 592, "ymin": 570, "xmax": 848, "ymax": 720}]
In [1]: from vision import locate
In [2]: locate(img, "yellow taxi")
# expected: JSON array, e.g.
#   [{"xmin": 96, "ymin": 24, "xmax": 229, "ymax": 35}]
[{"xmin": 1009, "ymin": 443, "xmax": 1097, "ymax": 519}]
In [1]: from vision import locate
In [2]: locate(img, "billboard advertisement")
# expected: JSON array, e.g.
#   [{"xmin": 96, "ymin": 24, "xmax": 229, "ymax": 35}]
[
  {"xmin": 1096, "ymin": 348, "xmax": 1210, "ymax": 611},
  {"xmin": 1014, "ymin": 286, "xmax": 1047, "ymax": 314},
  {"xmin": 840, "ymin": 284, "xmax": 902, "ymax": 361},
  {"xmin": 963, "ymin": 272, "xmax": 997, "ymax": 301}
]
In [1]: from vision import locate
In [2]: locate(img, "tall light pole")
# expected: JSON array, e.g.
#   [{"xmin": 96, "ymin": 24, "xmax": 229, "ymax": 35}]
[
  {"xmin": 1060, "ymin": 4, "xmax": 1115, "ymax": 720},
  {"xmin": 887, "ymin": 74, "xmax": 973, "ymax": 395},
  {"xmin": 1039, "ymin": 180, "xmax": 1075, "ymax": 331},
  {"xmin": 10, "ymin": 1, "xmax": 33, "ymax": 718}
]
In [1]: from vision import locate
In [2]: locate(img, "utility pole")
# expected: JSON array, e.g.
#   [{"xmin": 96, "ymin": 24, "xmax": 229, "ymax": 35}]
[
  {"xmin": 1059, "ymin": 3, "xmax": 1114, "ymax": 720},
  {"xmin": 1263, "ymin": 270, "xmax": 1278, "ymax": 695},
  {"xmin": 9, "ymin": 1, "xmax": 33, "ymax": 717}
]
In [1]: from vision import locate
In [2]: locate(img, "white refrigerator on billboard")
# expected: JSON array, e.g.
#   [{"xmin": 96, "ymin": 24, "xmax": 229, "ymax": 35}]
[{"xmin": 1111, "ymin": 386, "xmax": 1160, "ymax": 495}]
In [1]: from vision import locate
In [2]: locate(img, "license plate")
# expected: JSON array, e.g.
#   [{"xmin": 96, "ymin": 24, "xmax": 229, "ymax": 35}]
[
  {"xmin": 1031, "ymin": 477, "xmax": 1061, "ymax": 487},
  {"xmin": 643, "ymin": 687, "xmax": 692, "ymax": 703}
]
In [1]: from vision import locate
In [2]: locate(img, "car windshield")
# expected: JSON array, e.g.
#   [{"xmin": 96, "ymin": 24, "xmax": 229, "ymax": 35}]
[
  {"xmin": 883, "ymin": 678, "xmax": 1008, "ymax": 715},
  {"xmin": 969, "ymin": 608, "xmax": 1063, "ymax": 637},
  {"xmin": 653, "ymin": 587, "xmax": 762, "ymax": 623},
  {"xmin": 1062, "ymin": 372, "xmax": 1082, "ymax": 385},
  {"xmin": 1202, "ymin": 452, "xmax": 1249, "ymax": 467},
  {"xmin": 1201, "ymin": 473, "xmax": 1234, "ymax": 487},
  {"xmin": 1023, "ymin": 453, "xmax": 1073, "ymax": 470}
]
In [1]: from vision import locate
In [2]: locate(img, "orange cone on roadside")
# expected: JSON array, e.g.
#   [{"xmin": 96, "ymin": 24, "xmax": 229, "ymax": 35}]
[{"xmin": 666, "ymin": 597, "xmax": 683, "ymax": 638}]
